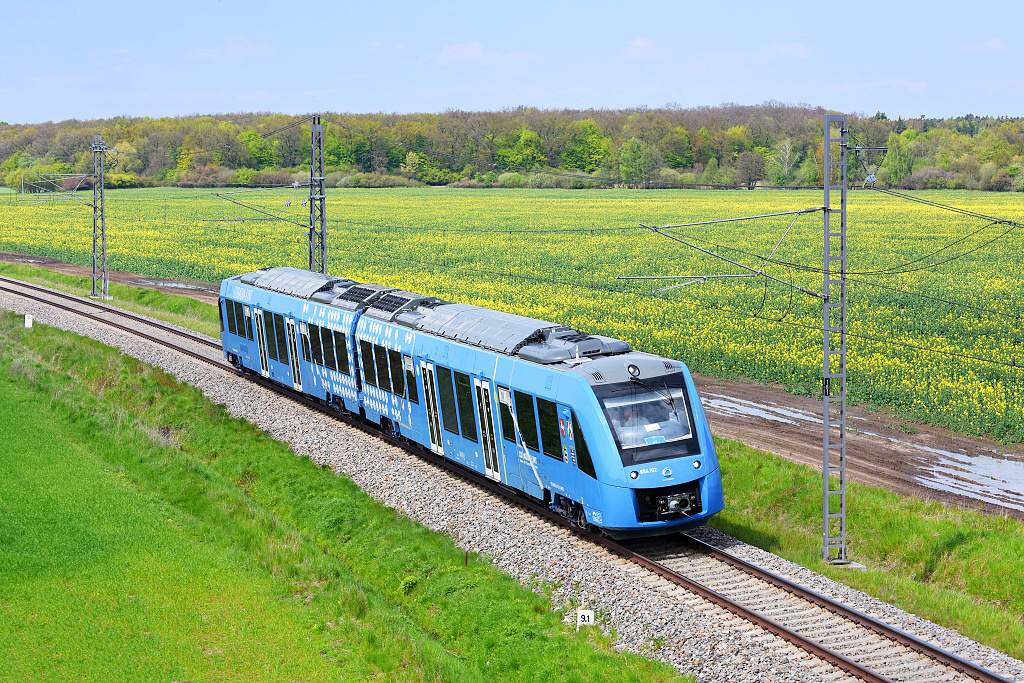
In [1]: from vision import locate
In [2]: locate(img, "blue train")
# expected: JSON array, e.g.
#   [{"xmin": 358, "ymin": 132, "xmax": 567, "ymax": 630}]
[{"xmin": 219, "ymin": 267, "xmax": 724, "ymax": 537}]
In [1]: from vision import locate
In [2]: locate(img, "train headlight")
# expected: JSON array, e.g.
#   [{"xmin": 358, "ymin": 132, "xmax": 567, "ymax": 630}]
[
  {"xmin": 630, "ymin": 470, "xmax": 639, "ymax": 479},
  {"xmin": 627, "ymin": 364, "xmax": 640, "ymax": 377},
  {"xmin": 693, "ymin": 461, "xmax": 701, "ymax": 469}
]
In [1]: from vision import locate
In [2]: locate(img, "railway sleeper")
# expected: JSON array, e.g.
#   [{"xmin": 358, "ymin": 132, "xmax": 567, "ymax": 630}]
[{"xmin": 733, "ymin": 591, "xmax": 803, "ymax": 607}]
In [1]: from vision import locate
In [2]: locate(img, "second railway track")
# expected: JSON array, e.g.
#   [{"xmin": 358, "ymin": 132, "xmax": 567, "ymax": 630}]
[{"xmin": 0, "ymin": 275, "xmax": 1018, "ymax": 683}]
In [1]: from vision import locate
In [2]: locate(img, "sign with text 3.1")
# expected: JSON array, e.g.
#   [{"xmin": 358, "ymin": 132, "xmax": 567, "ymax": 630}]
[{"xmin": 576, "ymin": 609, "xmax": 595, "ymax": 630}]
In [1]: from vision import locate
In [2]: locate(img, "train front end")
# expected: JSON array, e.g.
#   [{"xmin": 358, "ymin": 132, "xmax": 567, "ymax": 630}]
[{"xmin": 570, "ymin": 353, "xmax": 724, "ymax": 538}]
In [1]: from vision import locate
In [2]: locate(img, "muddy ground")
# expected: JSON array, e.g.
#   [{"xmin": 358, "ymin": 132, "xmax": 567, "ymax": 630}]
[{"xmin": 4, "ymin": 251, "xmax": 1022, "ymax": 521}]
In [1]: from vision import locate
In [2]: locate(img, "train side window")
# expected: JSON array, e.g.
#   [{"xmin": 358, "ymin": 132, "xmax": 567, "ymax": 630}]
[
  {"xmin": 225, "ymin": 299, "xmax": 237, "ymax": 335},
  {"xmin": 334, "ymin": 330, "xmax": 350, "ymax": 374},
  {"xmin": 388, "ymin": 349, "xmax": 405, "ymax": 398},
  {"xmin": 537, "ymin": 397, "xmax": 562, "ymax": 459},
  {"xmin": 374, "ymin": 344, "xmax": 392, "ymax": 393},
  {"xmin": 265, "ymin": 312, "xmax": 280, "ymax": 362},
  {"xmin": 436, "ymin": 366, "xmax": 459, "ymax": 435},
  {"xmin": 513, "ymin": 390, "xmax": 539, "ymax": 452},
  {"xmin": 321, "ymin": 326, "xmax": 337, "ymax": 371},
  {"xmin": 403, "ymin": 354, "xmax": 418, "ymax": 404},
  {"xmin": 233, "ymin": 301, "xmax": 245, "ymax": 338},
  {"xmin": 572, "ymin": 411, "xmax": 596, "ymax": 479},
  {"xmin": 498, "ymin": 386, "xmax": 516, "ymax": 443},
  {"xmin": 218, "ymin": 299, "xmax": 226, "ymax": 332},
  {"xmin": 454, "ymin": 372, "xmax": 478, "ymax": 443},
  {"xmin": 299, "ymin": 323, "xmax": 311, "ymax": 362},
  {"xmin": 274, "ymin": 313, "xmax": 288, "ymax": 363},
  {"xmin": 244, "ymin": 307, "xmax": 254, "ymax": 341},
  {"xmin": 360, "ymin": 340, "xmax": 377, "ymax": 387},
  {"xmin": 309, "ymin": 324, "xmax": 324, "ymax": 365}
]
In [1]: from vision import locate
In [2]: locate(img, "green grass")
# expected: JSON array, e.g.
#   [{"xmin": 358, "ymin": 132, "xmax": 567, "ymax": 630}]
[
  {"xmin": 0, "ymin": 310, "xmax": 688, "ymax": 683},
  {"xmin": 709, "ymin": 438, "xmax": 1024, "ymax": 660},
  {"xmin": 0, "ymin": 261, "xmax": 220, "ymax": 337}
]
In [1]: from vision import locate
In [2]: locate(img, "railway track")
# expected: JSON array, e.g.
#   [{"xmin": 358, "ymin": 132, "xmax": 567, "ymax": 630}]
[{"xmin": 0, "ymin": 275, "xmax": 1015, "ymax": 683}]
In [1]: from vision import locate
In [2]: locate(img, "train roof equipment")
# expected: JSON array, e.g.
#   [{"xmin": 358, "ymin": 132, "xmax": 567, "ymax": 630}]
[{"xmin": 232, "ymin": 267, "xmax": 631, "ymax": 365}]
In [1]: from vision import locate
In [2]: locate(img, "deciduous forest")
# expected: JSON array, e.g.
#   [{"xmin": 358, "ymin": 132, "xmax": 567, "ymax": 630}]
[{"xmin": 3, "ymin": 102, "xmax": 1022, "ymax": 191}]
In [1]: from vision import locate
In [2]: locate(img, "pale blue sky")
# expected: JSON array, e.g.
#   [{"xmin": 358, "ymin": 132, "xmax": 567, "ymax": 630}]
[{"xmin": 2, "ymin": 0, "xmax": 1020, "ymax": 124}]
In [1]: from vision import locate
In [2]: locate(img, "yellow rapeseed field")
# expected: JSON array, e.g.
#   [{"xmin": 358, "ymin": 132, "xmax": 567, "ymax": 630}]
[{"xmin": 1, "ymin": 187, "xmax": 1021, "ymax": 441}]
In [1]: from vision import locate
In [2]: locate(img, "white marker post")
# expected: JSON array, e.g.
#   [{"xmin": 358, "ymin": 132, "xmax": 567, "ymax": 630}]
[
  {"xmin": 24, "ymin": 314, "xmax": 32, "ymax": 328},
  {"xmin": 576, "ymin": 609, "xmax": 594, "ymax": 631}
]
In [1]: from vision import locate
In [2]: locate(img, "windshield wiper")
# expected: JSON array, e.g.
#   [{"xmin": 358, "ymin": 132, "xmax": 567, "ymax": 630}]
[{"xmin": 629, "ymin": 376, "xmax": 679, "ymax": 417}]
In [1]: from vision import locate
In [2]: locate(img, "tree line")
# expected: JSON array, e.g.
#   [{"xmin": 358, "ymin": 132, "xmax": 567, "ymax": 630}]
[{"xmin": 2, "ymin": 103, "xmax": 1023, "ymax": 192}]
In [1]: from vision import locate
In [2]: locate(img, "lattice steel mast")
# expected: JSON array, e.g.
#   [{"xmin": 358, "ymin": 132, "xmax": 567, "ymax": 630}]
[
  {"xmin": 822, "ymin": 115, "xmax": 848, "ymax": 563},
  {"xmin": 91, "ymin": 134, "xmax": 109, "ymax": 298},
  {"xmin": 308, "ymin": 115, "xmax": 326, "ymax": 273}
]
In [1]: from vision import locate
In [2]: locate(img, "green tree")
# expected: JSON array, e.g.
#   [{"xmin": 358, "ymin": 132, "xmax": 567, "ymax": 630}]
[
  {"xmin": 400, "ymin": 151, "xmax": 420, "ymax": 175},
  {"xmin": 324, "ymin": 137, "xmax": 354, "ymax": 167},
  {"xmin": 494, "ymin": 127, "xmax": 547, "ymax": 169},
  {"xmin": 561, "ymin": 119, "xmax": 610, "ymax": 173},
  {"xmin": 883, "ymin": 131, "xmax": 914, "ymax": 187},
  {"xmin": 660, "ymin": 127, "xmax": 694, "ymax": 169},
  {"xmin": 238, "ymin": 130, "xmax": 279, "ymax": 170},
  {"xmin": 618, "ymin": 138, "xmax": 661, "ymax": 183}
]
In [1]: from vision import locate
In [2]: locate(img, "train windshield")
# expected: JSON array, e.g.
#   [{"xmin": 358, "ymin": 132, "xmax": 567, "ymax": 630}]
[{"xmin": 594, "ymin": 373, "xmax": 701, "ymax": 466}]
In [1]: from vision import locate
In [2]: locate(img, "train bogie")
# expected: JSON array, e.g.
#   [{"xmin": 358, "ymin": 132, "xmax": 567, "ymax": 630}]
[{"xmin": 219, "ymin": 267, "xmax": 724, "ymax": 536}]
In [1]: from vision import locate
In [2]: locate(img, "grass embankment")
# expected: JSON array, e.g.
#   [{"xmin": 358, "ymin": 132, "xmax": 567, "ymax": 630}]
[
  {"xmin": 709, "ymin": 439, "xmax": 1024, "ymax": 660},
  {"xmin": 0, "ymin": 311, "xmax": 686, "ymax": 682}
]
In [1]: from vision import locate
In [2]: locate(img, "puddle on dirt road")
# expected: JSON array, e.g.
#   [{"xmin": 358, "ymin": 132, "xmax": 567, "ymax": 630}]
[
  {"xmin": 888, "ymin": 444, "xmax": 1024, "ymax": 513},
  {"xmin": 703, "ymin": 394, "xmax": 819, "ymax": 426},
  {"xmin": 133, "ymin": 279, "xmax": 213, "ymax": 292},
  {"xmin": 702, "ymin": 393, "xmax": 1024, "ymax": 512}
]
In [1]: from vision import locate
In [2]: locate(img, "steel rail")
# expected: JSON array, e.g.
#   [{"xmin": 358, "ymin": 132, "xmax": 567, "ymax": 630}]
[
  {"xmin": 681, "ymin": 535, "xmax": 1013, "ymax": 683},
  {"xmin": 0, "ymin": 278, "xmax": 1013, "ymax": 683},
  {"xmin": 0, "ymin": 275, "xmax": 221, "ymax": 350}
]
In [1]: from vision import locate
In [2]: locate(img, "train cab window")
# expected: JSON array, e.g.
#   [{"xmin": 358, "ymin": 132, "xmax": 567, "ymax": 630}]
[
  {"xmin": 403, "ymin": 355, "xmax": 418, "ymax": 404},
  {"xmin": 334, "ymin": 330, "xmax": 349, "ymax": 374},
  {"xmin": 360, "ymin": 340, "xmax": 377, "ymax": 387},
  {"xmin": 219, "ymin": 299, "xmax": 226, "ymax": 332},
  {"xmin": 309, "ymin": 324, "xmax": 324, "ymax": 366},
  {"xmin": 225, "ymin": 301, "xmax": 236, "ymax": 335},
  {"xmin": 454, "ymin": 372, "xmax": 478, "ymax": 443},
  {"xmin": 572, "ymin": 411, "xmax": 596, "ymax": 479},
  {"xmin": 513, "ymin": 390, "xmax": 540, "ymax": 452},
  {"xmin": 436, "ymin": 366, "xmax": 459, "ymax": 435},
  {"xmin": 273, "ymin": 313, "xmax": 288, "ymax": 363},
  {"xmin": 233, "ymin": 301, "xmax": 245, "ymax": 338},
  {"xmin": 321, "ymin": 326, "xmax": 337, "ymax": 371},
  {"xmin": 537, "ymin": 397, "xmax": 562, "ymax": 460},
  {"xmin": 498, "ymin": 386, "xmax": 516, "ymax": 443},
  {"xmin": 244, "ymin": 307, "xmax": 254, "ymax": 341},
  {"xmin": 388, "ymin": 349, "xmax": 405, "ymax": 398},
  {"xmin": 265, "ymin": 312, "xmax": 280, "ymax": 362},
  {"xmin": 374, "ymin": 344, "xmax": 391, "ymax": 393}
]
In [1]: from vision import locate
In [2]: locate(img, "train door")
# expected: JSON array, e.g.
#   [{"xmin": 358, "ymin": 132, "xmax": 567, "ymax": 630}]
[
  {"xmin": 474, "ymin": 378, "xmax": 501, "ymax": 482},
  {"xmin": 252, "ymin": 308, "xmax": 270, "ymax": 377},
  {"xmin": 285, "ymin": 317, "xmax": 303, "ymax": 392},
  {"xmin": 420, "ymin": 360, "xmax": 444, "ymax": 455},
  {"xmin": 497, "ymin": 386, "xmax": 543, "ymax": 497},
  {"xmin": 242, "ymin": 305, "xmax": 254, "ymax": 365}
]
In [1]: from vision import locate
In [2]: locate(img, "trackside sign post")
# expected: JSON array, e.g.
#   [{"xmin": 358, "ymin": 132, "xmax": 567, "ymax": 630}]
[{"xmin": 576, "ymin": 609, "xmax": 594, "ymax": 630}]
